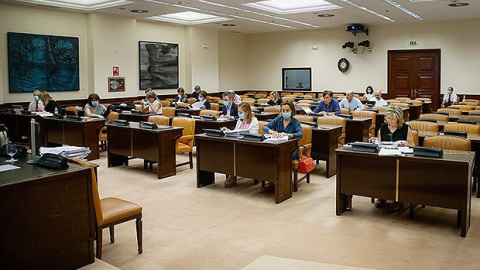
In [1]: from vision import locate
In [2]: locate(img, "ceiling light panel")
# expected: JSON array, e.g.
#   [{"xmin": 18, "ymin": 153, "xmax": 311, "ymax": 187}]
[
  {"xmin": 14, "ymin": 0, "xmax": 132, "ymax": 10},
  {"xmin": 384, "ymin": 0, "xmax": 424, "ymax": 20},
  {"xmin": 338, "ymin": 0, "xmax": 395, "ymax": 22},
  {"xmin": 243, "ymin": 0, "xmax": 342, "ymax": 14},
  {"xmin": 147, "ymin": 11, "xmax": 230, "ymax": 25}
]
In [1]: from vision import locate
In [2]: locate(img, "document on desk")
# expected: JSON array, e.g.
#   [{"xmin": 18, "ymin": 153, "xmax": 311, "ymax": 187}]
[
  {"xmin": 264, "ymin": 135, "xmax": 288, "ymax": 144},
  {"xmin": 378, "ymin": 148, "xmax": 402, "ymax": 156},
  {"xmin": 0, "ymin": 164, "xmax": 21, "ymax": 173},
  {"xmin": 191, "ymin": 101, "xmax": 204, "ymax": 110}
]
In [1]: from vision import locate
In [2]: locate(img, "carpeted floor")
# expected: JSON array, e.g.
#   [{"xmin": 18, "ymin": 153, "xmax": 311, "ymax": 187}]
[{"xmin": 94, "ymin": 150, "xmax": 480, "ymax": 270}]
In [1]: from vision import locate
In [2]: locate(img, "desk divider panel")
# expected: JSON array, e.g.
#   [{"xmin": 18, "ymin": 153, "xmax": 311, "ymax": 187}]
[{"xmin": 197, "ymin": 139, "xmax": 234, "ymax": 175}]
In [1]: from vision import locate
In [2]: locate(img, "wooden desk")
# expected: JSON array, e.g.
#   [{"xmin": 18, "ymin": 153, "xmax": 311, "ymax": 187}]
[
  {"xmin": 421, "ymin": 102, "xmax": 432, "ymax": 114},
  {"xmin": 254, "ymin": 112, "xmax": 279, "ymax": 121},
  {"xmin": 0, "ymin": 156, "xmax": 95, "ymax": 268},
  {"xmin": 0, "ymin": 111, "xmax": 41, "ymax": 140},
  {"xmin": 119, "ymin": 112, "xmax": 153, "ymax": 122},
  {"xmin": 336, "ymin": 148, "xmax": 474, "ymax": 237},
  {"xmin": 194, "ymin": 118, "xmax": 236, "ymax": 134},
  {"xmin": 41, "ymin": 117, "xmax": 105, "ymax": 160},
  {"xmin": 107, "ymin": 122, "xmax": 183, "ymax": 179},
  {"xmin": 195, "ymin": 134, "xmax": 297, "ymax": 203},
  {"xmin": 408, "ymin": 104, "xmax": 422, "ymax": 120},
  {"xmin": 345, "ymin": 118, "xmax": 372, "ymax": 143},
  {"xmin": 311, "ymin": 125, "xmax": 342, "ymax": 178},
  {"xmin": 176, "ymin": 108, "xmax": 201, "ymax": 116}
]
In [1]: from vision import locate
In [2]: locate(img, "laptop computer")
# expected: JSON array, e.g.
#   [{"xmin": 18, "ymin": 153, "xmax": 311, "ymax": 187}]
[{"xmin": 12, "ymin": 105, "xmax": 24, "ymax": 113}]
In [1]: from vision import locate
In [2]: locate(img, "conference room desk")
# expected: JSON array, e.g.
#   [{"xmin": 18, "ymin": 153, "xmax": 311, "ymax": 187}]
[
  {"xmin": 119, "ymin": 112, "xmax": 153, "ymax": 122},
  {"xmin": 0, "ymin": 156, "xmax": 95, "ymax": 269},
  {"xmin": 195, "ymin": 134, "xmax": 298, "ymax": 204},
  {"xmin": 254, "ymin": 112, "xmax": 279, "ymax": 121},
  {"xmin": 107, "ymin": 122, "xmax": 183, "ymax": 179},
  {"xmin": 421, "ymin": 101, "xmax": 432, "ymax": 114},
  {"xmin": 311, "ymin": 125, "xmax": 343, "ymax": 178},
  {"xmin": 176, "ymin": 108, "xmax": 201, "ymax": 116},
  {"xmin": 41, "ymin": 117, "xmax": 105, "ymax": 160},
  {"xmin": 345, "ymin": 118, "xmax": 372, "ymax": 143},
  {"xmin": 193, "ymin": 118, "xmax": 236, "ymax": 134},
  {"xmin": 0, "ymin": 111, "xmax": 41, "ymax": 140},
  {"xmin": 336, "ymin": 148, "xmax": 475, "ymax": 237},
  {"xmin": 375, "ymin": 108, "xmax": 409, "ymax": 135},
  {"xmin": 408, "ymin": 104, "xmax": 422, "ymax": 120}
]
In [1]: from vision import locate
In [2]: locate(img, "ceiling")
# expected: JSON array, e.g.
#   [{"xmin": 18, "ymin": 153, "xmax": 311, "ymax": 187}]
[{"xmin": 2, "ymin": 0, "xmax": 479, "ymax": 34}]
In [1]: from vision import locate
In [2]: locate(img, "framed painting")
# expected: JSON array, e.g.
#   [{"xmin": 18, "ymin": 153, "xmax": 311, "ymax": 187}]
[
  {"xmin": 108, "ymin": 77, "xmax": 125, "ymax": 92},
  {"xmin": 139, "ymin": 41, "xmax": 179, "ymax": 90},
  {"xmin": 7, "ymin": 32, "xmax": 80, "ymax": 93},
  {"xmin": 282, "ymin": 67, "xmax": 312, "ymax": 91}
]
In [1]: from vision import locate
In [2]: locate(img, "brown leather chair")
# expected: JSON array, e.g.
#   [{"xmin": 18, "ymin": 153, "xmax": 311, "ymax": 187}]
[
  {"xmin": 99, "ymin": 111, "xmax": 119, "ymax": 150},
  {"xmin": 282, "ymin": 96, "xmax": 295, "ymax": 102},
  {"xmin": 437, "ymin": 108, "xmax": 462, "ymax": 117},
  {"xmin": 415, "ymin": 98, "xmax": 431, "ymax": 102},
  {"xmin": 443, "ymin": 123, "xmax": 480, "ymax": 136},
  {"xmin": 410, "ymin": 128, "xmax": 419, "ymax": 146},
  {"xmin": 165, "ymin": 98, "xmax": 175, "ymax": 102},
  {"xmin": 254, "ymin": 93, "xmax": 267, "ymax": 98},
  {"xmin": 424, "ymin": 135, "xmax": 471, "ymax": 151},
  {"xmin": 294, "ymin": 115, "xmax": 314, "ymax": 122},
  {"xmin": 419, "ymin": 113, "xmax": 449, "ymax": 123},
  {"xmin": 258, "ymin": 121, "xmax": 268, "ymax": 135},
  {"xmin": 292, "ymin": 124, "xmax": 313, "ymax": 192},
  {"xmin": 396, "ymin": 97, "xmax": 411, "ymax": 102},
  {"xmin": 135, "ymin": 104, "xmax": 143, "ymax": 111},
  {"xmin": 302, "ymin": 95, "xmax": 313, "ymax": 99},
  {"xmin": 176, "ymin": 102, "xmax": 189, "ymax": 107},
  {"xmin": 162, "ymin": 107, "xmax": 176, "ymax": 117},
  {"xmin": 295, "ymin": 103, "xmax": 311, "ymax": 108},
  {"xmin": 172, "ymin": 118, "xmax": 195, "ymax": 169},
  {"xmin": 148, "ymin": 115, "xmax": 170, "ymax": 126},
  {"xmin": 317, "ymin": 116, "xmax": 346, "ymax": 147},
  {"xmin": 351, "ymin": 110, "xmax": 376, "ymax": 137},
  {"xmin": 133, "ymin": 100, "xmax": 143, "ymax": 104},
  {"xmin": 386, "ymin": 99, "xmax": 400, "ymax": 104},
  {"xmin": 406, "ymin": 121, "xmax": 439, "ymax": 134},
  {"xmin": 243, "ymin": 100, "xmax": 255, "ymax": 107},
  {"xmin": 66, "ymin": 106, "xmax": 79, "ymax": 116},
  {"xmin": 199, "ymin": 110, "xmax": 220, "ymax": 117},
  {"xmin": 210, "ymin": 103, "xmax": 220, "ymax": 111},
  {"xmin": 459, "ymin": 115, "xmax": 480, "ymax": 124},
  {"xmin": 263, "ymin": 106, "xmax": 281, "ymax": 113},
  {"xmin": 450, "ymin": 105, "xmax": 473, "ymax": 111},
  {"xmin": 256, "ymin": 98, "xmax": 270, "ymax": 104},
  {"xmin": 459, "ymin": 101, "xmax": 478, "ymax": 106},
  {"xmin": 242, "ymin": 97, "xmax": 255, "ymax": 103},
  {"xmin": 373, "ymin": 106, "xmax": 387, "ymax": 113},
  {"xmin": 340, "ymin": 108, "xmax": 350, "ymax": 115},
  {"xmin": 71, "ymin": 158, "xmax": 142, "ymax": 260},
  {"xmin": 160, "ymin": 100, "xmax": 171, "ymax": 107},
  {"xmin": 187, "ymin": 98, "xmax": 197, "ymax": 105}
]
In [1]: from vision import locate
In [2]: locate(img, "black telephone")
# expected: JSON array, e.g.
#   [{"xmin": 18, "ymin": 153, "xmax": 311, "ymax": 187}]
[
  {"xmin": 140, "ymin": 121, "xmax": 158, "ymax": 129},
  {"xmin": 113, "ymin": 119, "xmax": 129, "ymax": 126},
  {"xmin": 36, "ymin": 153, "xmax": 69, "ymax": 170},
  {"xmin": 66, "ymin": 115, "xmax": 82, "ymax": 121},
  {"xmin": 413, "ymin": 146, "xmax": 443, "ymax": 158},
  {"xmin": 351, "ymin": 142, "xmax": 379, "ymax": 153}
]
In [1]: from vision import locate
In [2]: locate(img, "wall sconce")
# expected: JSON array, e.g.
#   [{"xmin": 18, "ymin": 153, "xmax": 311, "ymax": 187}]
[
  {"xmin": 342, "ymin": 41, "xmax": 354, "ymax": 49},
  {"xmin": 357, "ymin": 40, "xmax": 371, "ymax": 54},
  {"xmin": 202, "ymin": 45, "xmax": 209, "ymax": 49}
]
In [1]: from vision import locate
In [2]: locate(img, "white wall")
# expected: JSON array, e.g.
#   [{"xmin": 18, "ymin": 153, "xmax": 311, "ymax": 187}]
[
  {"xmin": 246, "ymin": 19, "xmax": 480, "ymax": 95},
  {"xmin": 219, "ymin": 31, "xmax": 248, "ymax": 92}
]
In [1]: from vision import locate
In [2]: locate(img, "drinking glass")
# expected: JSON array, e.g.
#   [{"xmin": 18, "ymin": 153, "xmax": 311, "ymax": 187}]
[{"xmin": 6, "ymin": 143, "xmax": 17, "ymax": 163}]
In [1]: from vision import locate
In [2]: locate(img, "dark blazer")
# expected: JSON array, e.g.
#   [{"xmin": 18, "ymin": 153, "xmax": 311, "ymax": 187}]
[{"xmin": 222, "ymin": 102, "xmax": 238, "ymax": 119}]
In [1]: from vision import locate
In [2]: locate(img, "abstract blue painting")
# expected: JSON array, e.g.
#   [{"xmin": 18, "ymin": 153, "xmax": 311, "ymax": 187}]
[{"xmin": 8, "ymin": 32, "xmax": 79, "ymax": 93}]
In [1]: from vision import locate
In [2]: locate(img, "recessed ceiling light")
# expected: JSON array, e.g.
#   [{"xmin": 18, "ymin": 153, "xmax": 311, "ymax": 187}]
[
  {"xmin": 15, "ymin": 0, "xmax": 132, "ymax": 11},
  {"xmin": 244, "ymin": 0, "xmax": 341, "ymax": 15},
  {"xmin": 448, "ymin": 2, "xmax": 469, "ymax": 7},
  {"xmin": 131, "ymin": 9, "xmax": 148, "ymax": 13},
  {"xmin": 222, "ymin": 23, "xmax": 236, "ymax": 27},
  {"xmin": 318, "ymin": 14, "xmax": 334, "ymax": 17},
  {"xmin": 338, "ymin": 0, "xmax": 395, "ymax": 22},
  {"xmin": 147, "ymin": 11, "xmax": 230, "ymax": 25},
  {"xmin": 383, "ymin": 0, "xmax": 423, "ymax": 20}
]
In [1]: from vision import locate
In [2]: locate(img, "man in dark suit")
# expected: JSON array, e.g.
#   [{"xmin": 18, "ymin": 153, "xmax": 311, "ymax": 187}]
[{"xmin": 220, "ymin": 92, "xmax": 238, "ymax": 120}]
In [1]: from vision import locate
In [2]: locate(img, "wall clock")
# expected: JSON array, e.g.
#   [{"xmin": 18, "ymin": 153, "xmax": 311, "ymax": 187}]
[{"xmin": 338, "ymin": 58, "xmax": 349, "ymax": 73}]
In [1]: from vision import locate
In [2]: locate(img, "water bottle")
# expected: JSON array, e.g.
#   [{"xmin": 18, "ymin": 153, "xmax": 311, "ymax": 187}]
[
  {"xmin": 463, "ymin": 95, "xmax": 466, "ymax": 102},
  {"xmin": 54, "ymin": 107, "xmax": 59, "ymax": 115}
]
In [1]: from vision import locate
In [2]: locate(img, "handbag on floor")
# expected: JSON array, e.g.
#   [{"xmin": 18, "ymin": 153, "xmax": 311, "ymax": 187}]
[{"xmin": 298, "ymin": 157, "xmax": 314, "ymax": 174}]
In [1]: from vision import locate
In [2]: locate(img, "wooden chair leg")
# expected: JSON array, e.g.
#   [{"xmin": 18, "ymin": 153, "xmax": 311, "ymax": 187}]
[
  {"xmin": 262, "ymin": 181, "xmax": 265, "ymax": 188},
  {"xmin": 136, "ymin": 217, "xmax": 143, "ymax": 254},
  {"xmin": 409, "ymin": 204, "xmax": 416, "ymax": 219},
  {"xmin": 96, "ymin": 227, "xmax": 103, "ymax": 259},
  {"xmin": 189, "ymin": 152, "xmax": 193, "ymax": 169},
  {"xmin": 306, "ymin": 173, "xmax": 310, "ymax": 183},
  {"xmin": 253, "ymin": 179, "xmax": 259, "ymax": 185},
  {"xmin": 293, "ymin": 169, "xmax": 299, "ymax": 192},
  {"xmin": 109, "ymin": 225, "xmax": 115, "ymax": 243}
]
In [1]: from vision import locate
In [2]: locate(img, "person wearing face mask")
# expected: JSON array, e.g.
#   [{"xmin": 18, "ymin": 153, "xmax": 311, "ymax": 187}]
[
  {"xmin": 369, "ymin": 90, "xmax": 388, "ymax": 107},
  {"xmin": 228, "ymin": 90, "xmax": 242, "ymax": 105},
  {"xmin": 221, "ymin": 102, "xmax": 259, "ymax": 188},
  {"xmin": 142, "ymin": 91, "xmax": 162, "ymax": 114},
  {"xmin": 198, "ymin": 90, "xmax": 211, "ymax": 110},
  {"xmin": 28, "ymin": 90, "xmax": 45, "ymax": 112},
  {"xmin": 261, "ymin": 100, "xmax": 303, "ymax": 193},
  {"xmin": 442, "ymin": 86, "xmax": 457, "ymax": 108},
  {"xmin": 191, "ymin": 85, "xmax": 201, "ymax": 101},
  {"xmin": 365, "ymin": 86, "xmax": 374, "ymax": 100},
  {"xmin": 84, "ymin": 93, "xmax": 106, "ymax": 119},
  {"xmin": 220, "ymin": 92, "xmax": 238, "ymax": 120},
  {"xmin": 313, "ymin": 90, "xmax": 341, "ymax": 115}
]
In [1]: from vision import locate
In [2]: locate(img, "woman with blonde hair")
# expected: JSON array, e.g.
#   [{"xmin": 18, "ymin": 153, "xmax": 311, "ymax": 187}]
[
  {"xmin": 39, "ymin": 91, "xmax": 61, "ymax": 114},
  {"xmin": 267, "ymin": 91, "xmax": 282, "ymax": 106}
]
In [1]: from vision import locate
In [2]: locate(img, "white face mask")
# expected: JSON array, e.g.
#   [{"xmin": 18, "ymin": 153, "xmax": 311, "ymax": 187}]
[{"xmin": 199, "ymin": 97, "xmax": 204, "ymax": 101}]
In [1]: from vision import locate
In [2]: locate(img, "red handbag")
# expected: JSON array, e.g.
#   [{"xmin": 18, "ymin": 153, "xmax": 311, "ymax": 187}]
[{"xmin": 298, "ymin": 157, "xmax": 315, "ymax": 174}]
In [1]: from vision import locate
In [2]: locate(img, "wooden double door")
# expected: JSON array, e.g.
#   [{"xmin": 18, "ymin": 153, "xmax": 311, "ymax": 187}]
[{"xmin": 388, "ymin": 49, "xmax": 441, "ymax": 110}]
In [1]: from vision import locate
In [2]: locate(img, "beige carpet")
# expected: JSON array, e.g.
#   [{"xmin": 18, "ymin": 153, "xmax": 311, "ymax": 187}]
[{"xmin": 93, "ymin": 150, "xmax": 480, "ymax": 270}]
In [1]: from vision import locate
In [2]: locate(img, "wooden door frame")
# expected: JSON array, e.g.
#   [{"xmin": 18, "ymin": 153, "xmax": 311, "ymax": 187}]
[{"xmin": 387, "ymin": 49, "xmax": 441, "ymax": 109}]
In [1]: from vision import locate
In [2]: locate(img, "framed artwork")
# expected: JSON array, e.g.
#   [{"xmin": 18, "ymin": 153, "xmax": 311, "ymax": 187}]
[
  {"xmin": 113, "ymin": 66, "xmax": 119, "ymax": 76},
  {"xmin": 108, "ymin": 77, "xmax": 125, "ymax": 92},
  {"xmin": 139, "ymin": 41, "xmax": 179, "ymax": 90},
  {"xmin": 7, "ymin": 32, "xmax": 80, "ymax": 93},
  {"xmin": 282, "ymin": 67, "xmax": 312, "ymax": 91}
]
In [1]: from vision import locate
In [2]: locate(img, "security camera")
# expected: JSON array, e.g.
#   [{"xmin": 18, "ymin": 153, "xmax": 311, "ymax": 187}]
[
  {"xmin": 358, "ymin": 40, "xmax": 370, "ymax": 47},
  {"xmin": 342, "ymin": 41, "xmax": 355, "ymax": 49}
]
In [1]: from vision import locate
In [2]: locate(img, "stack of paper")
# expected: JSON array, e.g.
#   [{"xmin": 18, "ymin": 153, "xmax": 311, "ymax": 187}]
[
  {"xmin": 264, "ymin": 135, "xmax": 289, "ymax": 144},
  {"xmin": 40, "ymin": 145, "xmax": 91, "ymax": 160},
  {"xmin": 378, "ymin": 148, "xmax": 402, "ymax": 156},
  {"xmin": 32, "ymin": 111, "xmax": 53, "ymax": 117}
]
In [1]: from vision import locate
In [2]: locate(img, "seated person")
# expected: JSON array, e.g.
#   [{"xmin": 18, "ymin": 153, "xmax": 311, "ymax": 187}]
[
  {"xmin": 369, "ymin": 90, "xmax": 388, "ymax": 107},
  {"xmin": 340, "ymin": 90, "xmax": 364, "ymax": 111},
  {"xmin": 313, "ymin": 90, "xmax": 341, "ymax": 115},
  {"xmin": 143, "ymin": 88, "xmax": 152, "ymax": 102},
  {"xmin": 442, "ymin": 86, "xmax": 457, "ymax": 108},
  {"xmin": 191, "ymin": 85, "xmax": 201, "ymax": 101},
  {"xmin": 84, "ymin": 93, "xmax": 106, "ymax": 119},
  {"xmin": 143, "ymin": 91, "xmax": 162, "ymax": 114},
  {"xmin": 220, "ymin": 92, "xmax": 238, "ymax": 120},
  {"xmin": 28, "ymin": 90, "xmax": 45, "ymax": 112},
  {"xmin": 365, "ymin": 86, "xmax": 374, "ymax": 100},
  {"xmin": 267, "ymin": 91, "xmax": 283, "ymax": 106},
  {"xmin": 198, "ymin": 90, "xmax": 211, "ymax": 110},
  {"xmin": 39, "ymin": 91, "xmax": 61, "ymax": 114},
  {"xmin": 228, "ymin": 90, "xmax": 242, "ymax": 105},
  {"xmin": 221, "ymin": 102, "xmax": 259, "ymax": 188},
  {"xmin": 261, "ymin": 101, "xmax": 303, "ymax": 193},
  {"xmin": 371, "ymin": 105, "xmax": 415, "ymax": 212},
  {"xmin": 174, "ymin": 87, "xmax": 188, "ymax": 103}
]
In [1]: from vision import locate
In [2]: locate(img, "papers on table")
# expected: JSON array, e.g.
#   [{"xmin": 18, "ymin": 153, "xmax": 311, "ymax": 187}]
[
  {"xmin": 217, "ymin": 117, "xmax": 229, "ymax": 122},
  {"xmin": 398, "ymin": 147, "xmax": 414, "ymax": 154},
  {"xmin": 301, "ymin": 107, "xmax": 313, "ymax": 114},
  {"xmin": 376, "ymin": 140, "xmax": 407, "ymax": 149},
  {"xmin": 32, "ymin": 111, "xmax": 53, "ymax": 117},
  {"xmin": 191, "ymin": 101, "xmax": 204, "ymax": 110},
  {"xmin": 40, "ymin": 146, "xmax": 91, "ymax": 160},
  {"xmin": 378, "ymin": 148, "xmax": 402, "ymax": 156},
  {"xmin": 0, "ymin": 164, "xmax": 21, "ymax": 173},
  {"xmin": 224, "ymin": 130, "xmax": 249, "ymax": 137},
  {"xmin": 264, "ymin": 135, "xmax": 289, "ymax": 143}
]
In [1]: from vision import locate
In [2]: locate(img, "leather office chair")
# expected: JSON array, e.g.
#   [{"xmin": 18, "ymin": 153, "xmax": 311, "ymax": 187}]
[
  {"xmin": 210, "ymin": 103, "xmax": 220, "ymax": 111},
  {"xmin": 199, "ymin": 110, "xmax": 220, "ymax": 117},
  {"xmin": 148, "ymin": 115, "xmax": 170, "ymax": 126},
  {"xmin": 99, "ymin": 111, "xmax": 119, "ymax": 150},
  {"xmin": 317, "ymin": 116, "xmax": 346, "ymax": 147},
  {"xmin": 187, "ymin": 98, "xmax": 197, "ymax": 105},
  {"xmin": 340, "ymin": 108, "xmax": 350, "ymax": 115},
  {"xmin": 208, "ymin": 96, "xmax": 221, "ymax": 103},
  {"xmin": 302, "ymin": 95, "xmax": 313, "ymax": 99},
  {"xmin": 294, "ymin": 115, "xmax": 314, "ymax": 122},
  {"xmin": 298, "ymin": 99, "xmax": 313, "ymax": 103},
  {"xmin": 160, "ymin": 100, "xmax": 171, "ymax": 107},
  {"xmin": 282, "ymin": 96, "xmax": 295, "ymax": 102},
  {"xmin": 424, "ymin": 135, "xmax": 471, "ymax": 151},
  {"xmin": 162, "ymin": 107, "xmax": 176, "ymax": 117},
  {"xmin": 135, "ymin": 104, "xmax": 142, "ymax": 111},
  {"xmin": 256, "ymin": 98, "xmax": 270, "ymax": 104},
  {"xmin": 133, "ymin": 100, "xmax": 143, "ymax": 104},
  {"xmin": 407, "ymin": 121, "xmax": 440, "ymax": 134},
  {"xmin": 407, "ymin": 100, "xmax": 423, "ymax": 106},
  {"xmin": 295, "ymin": 103, "xmax": 311, "ymax": 108},
  {"xmin": 396, "ymin": 97, "xmax": 411, "ymax": 102},
  {"xmin": 71, "ymin": 158, "xmax": 142, "ymax": 260},
  {"xmin": 450, "ymin": 105, "xmax": 473, "ymax": 111},
  {"xmin": 292, "ymin": 124, "xmax": 313, "ymax": 192},
  {"xmin": 176, "ymin": 102, "xmax": 189, "ymax": 108},
  {"xmin": 415, "ymin": 98, "xmax": 431, "ymax": 102},
  {"xmin": 437, "ymin": 108, "xmax": 462, "ymax": 117},
  {"xmin": 263, "ymin": 106, "xmax": 281, "ymax": 114},
  {"xmin": 351, "ymin": 110, "xmax": 376, "ymax": 137},
  {"xmin": 419, "ymin": 113, "xmax": 449, "ymax": 123},
  {"xmin": 410, "ymin": 128, "xmax": 419, "ymax": 146},
  {"xmin": 459, "ymin": 101, "xmax": 478, "ymax": 106},
  {"xmin": 460, "ymin": 115, "xmax": 480, "ymax": 124},
  {"xmin": 65, "ymin": 106, "xmax": 79, "ymax": 116},
  {"xmin": 292, "ymin": 92, "xmax": 303, "ymax": 97},
  {"xmin": 241, "ymin": 97, "xmax": 255, "ymax": 103},
  {"xmin": 386, "ymin": 99, "xmax": 400, "ymax": 104},
  {"xmin": 373, "ymin": 106, "xmax": 387, "ymax": 113},
  {"xmin": 172, "ymin": 118, "xmax": 195, "ymax": 169},
  {"xmin": 258, "ymin": 121, "xmax": 268, "ymax": 135},
  {"xmin": 243, "ymin": 100, "xmax": 255, "ymax": 107},
  {"xmin": 165, "ymin": 98, "xmax": 175, "ymax": 102},
  {"xmin": 254, "ymin": 93, "xmax": 267, "ymax": 98},
  {"xmin": 443, "ymin": 123, "xmax": 480, "ymax": 136},
  {"xmin": 463, "ymin": 99, "xmax": 479, "ymax": 105}
]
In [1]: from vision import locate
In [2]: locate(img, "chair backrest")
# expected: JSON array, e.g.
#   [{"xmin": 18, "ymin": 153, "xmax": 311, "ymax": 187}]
[
  {"xmin": 282, "ymin": 96, "xmax": 295, "ymax": 102},
  {"xmin": 263, "ymin": 106, "xmax": 281, "ymax": 113},
  {"xmin": 459, "ymin": 115, "xmax": 480, "ymax": 124},
  {"xmin": 463, "ymin": 99, "xmax": 479, "ymax": 105},
  {"xmin": 176, "ymin": 102, "xmax": 189, "ymax": 107},
  {"xmin": 187, "ymin": 98, "xmax": 197, "ymax": 105},
  {"xmin": 351, "ymin": 110, "xmax": 376, "ymax": 136},
  {"xmin": 210, "ymin": 103, "xmax": 220, "ymax": 111},
  {"xmin": 298, "ymin": 124, "xmax": 312, "ymax": 148},
  {"xmin": 66, "ymin": 106, "xmax": 79, "ymax": 116},
  {"xmin": 340, "ymin": 108, "xmax": 350, "ymax": 115},
  {"xmin": 257, "ymin": 98, "xmax": 270, "ymax": 104},
  {"xmin": 148, "ymin": 115, "xmax": 170, "ymax": 126},
  {"xmin": 437, "ymin": 108, "xmax": 462, "ymax": 117},
  {"xmin": 424, "ymin": 135, "xmax": 471, "ymax": 151},
  {"xmin": 135, "ymin": 104, "xmax": 142, "ymax": 111},
  {"xmin": 295, "ymin": 103, "xmax": 311, "ymax": 108},
  {"xmin": 258, "ymin": 121, "xmax": 268, "ymax": 135},
  {"xmin": 419, "ymin": 113, "xmax": 448, "ymax": 122},
  {"xmin": 165, "ymin": 98, "xmax": 175, "ymax": 102},
  {"xmin": 459, "ymin": 101, "xmax": 478, "ymax": 106},
  {"xmin": 160, "ymin": 100, "xmax": 171, "ymax": 107},
  {"xmin": 408, "ymin": 100, "xmax": 423, "ymax": 106},
  {"xmin": 172, "ymin": 117, "xmax": 195, "ymax": 137},
  {"xmin": 386, "ymin": 99, "xmax": 400, "ymax": 104},
  {"xmin": 199, "ymin": 110, "xmax": 220, "ymax": 117},
  {"xmin": 294, "ymin": 115, "xmax": 314, "ymax": 122},
  {"xmin": 410, "ymin": 128, "xmax": 419, "ymax": 146},
  {"xmin": 373, "ymin": 106, "xmax": 387, "ymax": 113},
  {"xmin": 317, "ymin": 116, "xmax": 346, "ymax": 146},
  {"xmin": 254, "ymin": 93, "xmax": 267, "ymax": 98},
  {"xmin": 107, "ymin": 111, "xmax": 119, "ymax": 122},
  {"xmin": 407, "ymin": 121, "xmax": 439, "ymax": 133},
  {"xmin": 396, "ymin": 97, "xmax": 411, "ymax": 102},
  {"xmin": 133, "ymin": 100, "xmax": 143, "ymax": 104},
  {"xmin": 162, "ymin": 107, "xmax": 176, "ymax": 117},
  {"xmin": 302, "ymin": 95, "xmax": 313, "ymax": 99},
  {"xmin": 443, "ymin": 123, "xmax": 480, "ymax": 136},
  {"xmin": 450, "ymin": 105, "xmax": 473, "ymax": 111},
  {"xmin": 242, "ymin": 97, "xmax": 255, "ymax": 103},
  {"xmin": 415, "ymin": 97, "xmax": 431, "ymax": 102}
]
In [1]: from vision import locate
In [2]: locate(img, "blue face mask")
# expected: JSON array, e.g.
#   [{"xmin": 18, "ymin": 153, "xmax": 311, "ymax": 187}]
[
  {"xmin": 223, "ymin": 101, "xmax": 230, "ymax": 107},
  {"xmin": 282, "ymin": 112, "xmax": 291, "ymax": 119},
  {"xmin": 238, "ymin": 113, "xmax": 245, "ymax": 120},
  {"xmin": 91, "ymin": 101, "xmax": 99, "ymax": 106},
  {"xmin": 34, "ymin": 96, "xmax": 39, "ymax": 101}
]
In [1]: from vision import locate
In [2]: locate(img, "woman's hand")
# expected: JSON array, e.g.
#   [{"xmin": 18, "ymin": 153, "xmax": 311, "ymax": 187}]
[{"xmin": 369, "ymin": 137, "xmax": 379, "ymax": 143}]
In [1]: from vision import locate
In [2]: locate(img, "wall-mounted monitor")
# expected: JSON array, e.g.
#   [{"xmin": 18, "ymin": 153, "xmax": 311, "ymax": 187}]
[{"xmin": 282, "ymin": 67, "xmax": 311, "ymax": 91}]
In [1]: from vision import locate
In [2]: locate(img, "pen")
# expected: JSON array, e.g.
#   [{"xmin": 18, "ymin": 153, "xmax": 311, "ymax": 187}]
[{"xmin": 13, "ymin": 163, "xmax": 22, "ymax": 167}]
